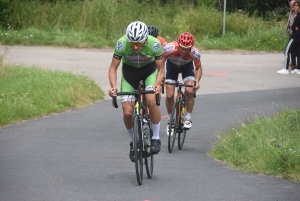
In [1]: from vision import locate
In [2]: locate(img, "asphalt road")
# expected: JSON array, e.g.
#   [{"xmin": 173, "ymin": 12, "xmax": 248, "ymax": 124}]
[{"xmin": 0, "ymin": 46, "xmax": 300, "ymax": 201}]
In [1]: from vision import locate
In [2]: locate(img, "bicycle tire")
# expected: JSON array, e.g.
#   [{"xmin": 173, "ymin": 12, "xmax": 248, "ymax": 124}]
[
  {"xmin": 178, "ymin": 104, "xmax": 187, "ymax": 150},
  {"xmin": 145, "ymin": 126, "xmax": 153, "ymax": 178},
  {"xmin": 133, "ymin": 115, "xmax": 143, "ymax": 185},
  {"xmin": 178, "ymin": 130, "xmax": 187, "ymax": 150},
  {"xmin": 168, "ymin": 102, "xmax": 178, "ymax": 153}
]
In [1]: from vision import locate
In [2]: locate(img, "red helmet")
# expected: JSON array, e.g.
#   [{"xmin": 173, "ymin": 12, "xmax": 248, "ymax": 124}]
[{"xmin": 178, "ymin": 32, "xmax": 195, "ymax": 48}]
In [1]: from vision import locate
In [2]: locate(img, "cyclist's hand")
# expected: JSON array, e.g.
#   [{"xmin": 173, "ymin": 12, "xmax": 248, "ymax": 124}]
[
  {"xmin": 195, "ymin": 81, "xmax": 200, "ymax": 91},
  {"xmin": 153, "ymin": 84, "xmax": 162, "ymax": 94},
  {"xmin": 109, "ymin": 87, "xmax": 118, "ymax": 97}
]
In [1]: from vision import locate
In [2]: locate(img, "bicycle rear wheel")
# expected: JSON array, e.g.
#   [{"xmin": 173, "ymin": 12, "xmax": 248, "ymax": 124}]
[
  {"xmin": 168, "ymin": 102, "xmax": 178, "ymax": 153},
  {"xmin": 145, "ymin": 127, "xmax": 153, "ymax": 178},
  {"xmin": 133, "ymin": 115, "xmax": 143, "ymax": 185}
]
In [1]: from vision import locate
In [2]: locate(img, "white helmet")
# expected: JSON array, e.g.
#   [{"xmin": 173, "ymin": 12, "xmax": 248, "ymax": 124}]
[{"xmin": 126, "ymin": 21, "xmax": 148, "ymax": 43}]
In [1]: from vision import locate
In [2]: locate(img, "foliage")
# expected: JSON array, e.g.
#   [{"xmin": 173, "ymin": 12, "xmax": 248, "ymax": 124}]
[
  {"xmin": 0, "ymin": 0, "xmax": 10, "ymax": 29},
  {"xmin": 0, "ymin": 0, "xmax": 289, "ymax": 51},
  {"xmin": 0, "ymin": 0, "xmax": 287, "ymax": 50},
  {"xmin": 209, "ymin": 109, "xmax": 300, "ymax": 182},
  {"xmin": 215, "ymin": 0, "xmax": 289, "ymax": 20}
]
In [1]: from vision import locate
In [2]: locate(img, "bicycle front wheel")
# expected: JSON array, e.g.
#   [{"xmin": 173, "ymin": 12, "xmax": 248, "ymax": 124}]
[
  {"xmin": 145, "ymin": 153, "xmax": 153, "ymax": 178},
  {"xmin": 133, "ymin": 115, "xmax": 143, "ymax": 185},
  {"xmin": 145, "ymin": 127, "xmax": 153, "ymax": 179},
  {"xmin": 178, "ymin": 104, "xmax": 187, "ymax": 150},
  {"xmin": 168, "ymin": 102, "xmax": 178, "ymax": 153},
  {"xmin": 178, "ymin": 129, "xmax": 186, "ymax": 150}
]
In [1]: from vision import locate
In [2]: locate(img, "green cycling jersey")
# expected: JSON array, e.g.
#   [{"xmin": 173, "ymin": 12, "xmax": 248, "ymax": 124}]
[{"xmin": 113, "ymin": 35, "xmax": 163, "ymax": 68}]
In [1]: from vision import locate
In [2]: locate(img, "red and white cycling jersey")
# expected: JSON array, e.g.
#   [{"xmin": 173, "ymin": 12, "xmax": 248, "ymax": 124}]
[
  {"xmin": 157, "ymin": 36, "xmax": 167, "ymax": 46},
  {"xmin": 162, "ymin": 42, "xmax": 201, "ymax": 67}
]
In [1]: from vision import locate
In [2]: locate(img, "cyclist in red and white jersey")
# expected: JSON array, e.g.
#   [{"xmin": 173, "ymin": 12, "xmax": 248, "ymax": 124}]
[{"xmin": 162, "ymin": 32, "xmax": 202, "ymax": 132}]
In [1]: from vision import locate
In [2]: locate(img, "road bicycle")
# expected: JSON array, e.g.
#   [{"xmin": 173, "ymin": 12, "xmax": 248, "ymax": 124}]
[
  {"xmin": 112, "ymin": 89, "xmax": 160, "ymax": 185},
  {"xmin": 166, "ymin": 81, "xmax": 195, "ymax": 153}
]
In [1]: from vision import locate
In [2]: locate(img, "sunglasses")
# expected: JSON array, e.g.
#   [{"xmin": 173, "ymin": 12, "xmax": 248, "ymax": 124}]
[
  {"xmin": 130, "ymin": 42, "xmax": 144, "ymax": 47},
  {"xmin": 179, "ymin": 44, "xmax": 192, "ymax": 50}
]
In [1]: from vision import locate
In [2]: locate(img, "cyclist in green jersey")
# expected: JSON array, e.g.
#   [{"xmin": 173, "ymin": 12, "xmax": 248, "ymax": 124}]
[{"xmin": 108, "ymin": 21, "xmax": 165, "ymax": 162}]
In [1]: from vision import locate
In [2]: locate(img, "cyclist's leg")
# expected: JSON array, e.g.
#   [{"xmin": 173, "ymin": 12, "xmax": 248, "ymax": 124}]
[
  {"xmin": 165, "ymin": 86, "xmax": 175, "ymax": 136},
  {"xmin": 145, "ymin": 92, "xmax": 161, "ymax": 138},
  {"xmin": 165, "ymin": 84, "xmax": 175, "ymax": 115},
  {"xmin": 121, "ymin": 64, "xmax": 141, "ymax": 161},
  {"xmin": 120, "ymin": 93, "xmax": 135, "ymax": 161},
  {"xmin": 144, "ymin": 62, "xmax": 161, "ymax": 153},
  {"xmin": 165, "ymin": 59, "xmax": 179, "ymax": 122},
  {"xmin": 183, "ymin": 79, "xmax": 195, "ymax": 114},
  {"xmin": 121, "ymin": 75, "xmax": 136, "ymax": 130},
  {"xmin": 165, "ymin": 60, "xmax": 179, "ymax": 135},
  {"xmin": 181, "ymin": 62, "xmax": 195, "ymax": 128}
]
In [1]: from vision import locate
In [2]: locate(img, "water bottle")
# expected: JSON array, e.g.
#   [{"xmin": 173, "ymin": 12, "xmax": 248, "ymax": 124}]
[
  {"xmin": 181, "ymin": 106, "xmax": 185, "ymax": 123},
  {"xmin": 142, "ymin": 120, "xmax": 150, "ymax": 145}
]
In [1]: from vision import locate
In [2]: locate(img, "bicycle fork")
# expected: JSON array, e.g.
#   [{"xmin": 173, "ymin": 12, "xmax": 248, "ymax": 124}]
[{"xmin": 134, "ymin": 102, "xmax": 145, "ymax": 152}]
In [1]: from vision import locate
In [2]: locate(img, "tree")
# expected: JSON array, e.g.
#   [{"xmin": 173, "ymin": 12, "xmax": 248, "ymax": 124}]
[{"xmin": 216, "ymin": 0, "xmax": 288, "ymax": 19}]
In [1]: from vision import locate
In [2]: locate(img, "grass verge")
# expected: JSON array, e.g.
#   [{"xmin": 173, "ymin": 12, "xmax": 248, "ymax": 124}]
[
  {"xmin": 0, "ymin": 53, "xmax": 104, "ymax": 127},
  {"xmin": 0, "ymin": 25, "xmax": 287, "ymax": 52},
  {"xmin": 209, "ymin": 109, "xmax": 300, "ymax": 183}
]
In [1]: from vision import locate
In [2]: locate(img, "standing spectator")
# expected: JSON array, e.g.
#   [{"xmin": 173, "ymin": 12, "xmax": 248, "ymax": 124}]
[
  {"xmin": 291, "ymin": 0, "xmax": 300, "ymax": 74},
  {"xmin": 277, "ymin": 0, "xmax": 300, "ymax": 74},
  {"xmin": 287, "ymin": 0, "xmax": 297, "ymax": 69}
]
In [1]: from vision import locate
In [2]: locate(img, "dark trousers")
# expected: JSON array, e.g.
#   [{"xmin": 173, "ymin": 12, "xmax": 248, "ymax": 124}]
[
  {"xmin": 288, "ymin": 35, "xmax": 297, "ymax": 66},
  {"xmin": 284, "ymin": 38, "xmax": 300, "ymax": 70}
]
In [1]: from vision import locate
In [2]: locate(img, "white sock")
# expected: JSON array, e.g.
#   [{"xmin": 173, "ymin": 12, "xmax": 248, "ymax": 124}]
[
  {"xmin": 151, "ymin": 122, "xmax": 160, "ymax": 140},
  {"xmin": 168, "ymin": 114, "xmax": 171, "ymax": 123},
  {"xmin": 185, "ymin": 113, "xmax": 192, "ymax": 120},
  {"xmin": 127, "ymin": 128, "xmax": 133, "ymax": 142}
]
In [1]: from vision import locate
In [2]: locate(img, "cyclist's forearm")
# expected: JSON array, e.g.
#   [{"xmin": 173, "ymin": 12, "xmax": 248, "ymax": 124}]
[
  {"xmin": 108, "ymin": 57, "xmax": 121, "ymax": 88},
  {"xmin": 108, "ymin": 67, "xmax": 117, "ymax": 85},
  {"xmin": 156, "ymin": 69, "xmax": 164, "ymax": 85},
  {"xmin": 108, "ymin": 68, "xmax": 117, "ymax": 88},
  {"xmin": 155, "ymin": 59, "xmax": 165, "ymax": 85},
  {"xmin": 195, "ymin": 64, "xmax": 202, "ymax": 82}
]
